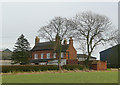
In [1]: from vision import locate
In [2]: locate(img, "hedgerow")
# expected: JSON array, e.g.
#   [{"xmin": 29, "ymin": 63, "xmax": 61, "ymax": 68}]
[
  {"xmin": 2, "ymin": 65, "xmax": 58, "ymax": 73},
  {"xmin": 2, "ymin": 65, "xmax": 84, "ymax": 73},
  {"xmin": 62, "ymin": 64, "xmax": 83, "ymax": 70}
]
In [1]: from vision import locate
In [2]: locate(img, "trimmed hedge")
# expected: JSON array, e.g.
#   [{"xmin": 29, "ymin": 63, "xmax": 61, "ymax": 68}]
[
  {"xmin": 2, "ymin": 65, "xmax": 58, "ymax": 73},
  {"xmin": 2, "ymin": 65, "xmax": 84, "ymax": 73},
  {"xmin": 62, "ymin": 64, "xmax": 83, "ymax": 70},
  {"xmin": 107, "ymin": 65, "xmax": 119, "ymax": 68}
]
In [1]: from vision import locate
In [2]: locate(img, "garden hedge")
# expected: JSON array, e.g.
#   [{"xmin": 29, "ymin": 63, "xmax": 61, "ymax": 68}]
[
  {"xmin": 62, "ymin": 64, "xmax": 83, "ymax": 70},
  {"xmin": 2, "ymin": 65, "xmax": 58, "ymax": 73},
  {"xmin": 2, "ymin": 65, "xmax": 84, "ymax": 73}
]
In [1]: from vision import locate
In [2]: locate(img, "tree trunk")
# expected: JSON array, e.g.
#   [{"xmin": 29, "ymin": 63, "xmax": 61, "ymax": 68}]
[
  {"xmin": 58, "ymin": 53, "xmax": 61, "ymax": 70},
  {"xmin": 58, "ymin": 41, "xmax": 62, "ymax": 70},
  {"xmin": 85, "ymin": 52, "xmax": 91, "ymax": 68},
  {"xmin": 85, "ymin": 39, "xmax": 90, "ymax": 68}
]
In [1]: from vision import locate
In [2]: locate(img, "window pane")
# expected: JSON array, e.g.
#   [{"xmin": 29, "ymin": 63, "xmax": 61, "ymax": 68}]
[
  {"xmin": 41, "ymin": 53, "xmax": 44, "ymax": 59},
  {"xmin": 47, "ymin": 53, "xmax": 50, "ymax": 59},
  {"xmin": 34, "ymin": 54, "xmax": 38, "ymax": 59},
  {"xmin": 61, "ymin": 52, "xmax": 64, "ymax": 58},
  {"xmin": 54, "ymin": 53, "xmax": 56, "ymax": 58}
]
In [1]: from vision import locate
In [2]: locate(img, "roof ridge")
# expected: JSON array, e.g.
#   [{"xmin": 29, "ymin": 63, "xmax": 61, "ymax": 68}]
[{"xmin": 32, "ymin": 41, "xmax": 69, "ymax": 51}]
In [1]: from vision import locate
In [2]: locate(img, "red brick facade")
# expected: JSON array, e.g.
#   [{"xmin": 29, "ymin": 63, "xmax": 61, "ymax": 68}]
[
  {"xmin": 78, "ymin": 60, "xmax": 107, "ymax": 70},
  {"xmin": 94, "ymin": 61, "xmax": 107, "ymax": 70},
  {"xmin": 66, "ymin": 59, "xmax": 78, "ymax": 64},
  {"xmin": 32, "ymin": 50, "xmax": 54, "ymax": 59},
  {"xmin": 31, "ymin": 37, "xmax": 77, "ymax": 61}
]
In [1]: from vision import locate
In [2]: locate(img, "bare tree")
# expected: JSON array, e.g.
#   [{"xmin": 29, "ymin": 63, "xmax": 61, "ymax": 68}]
[
  {"xmin": 73, "ymin": 11, "xmax": 115, "ymax": 66},
  {"xmin": 38, "ymin": 17, "xmax": 75, "ymax": 70},
  {"xmin": 109, "ymin": 30, "xmax": 119, "ymax": 46},
  {"xmin": 76, "ymin": 41, "xmax": 87, "ymax": 54}
]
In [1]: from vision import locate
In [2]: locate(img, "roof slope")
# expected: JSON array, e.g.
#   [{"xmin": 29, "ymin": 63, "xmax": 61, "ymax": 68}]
[
  {"xmin": 31, "ymin": 41, "xmax": 69, "ymax": 52},
  {"xmin": 31, "ymin": 41, "xmax": 55, "ymax": 51},
  {"xmin": 3, "ymin": 49, "xmax": 12, "ymax": 52},
  {"xmin": 77, "ymin": 54, "xmax": 96, "ymax": 59},
  {"xmin": 100, "ymin": 44, "xmax": 120, "ymax": 53},
  {"xmin": 0, "ymin": 49, "xmax": 13, "ymax": 60}
]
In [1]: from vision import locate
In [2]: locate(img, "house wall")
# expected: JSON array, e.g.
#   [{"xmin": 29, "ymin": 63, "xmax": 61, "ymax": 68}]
[
  {"xmin": 0, "ymin": 60, "xmax": 12, "ymax": 65},
  {"xmin": 0, "ymin": 60, "xmax": 20, "ymax": 65},
  {"xmin": 78, "ymin": 58, "xmax": 96, "ymax": 61},
  {"xmin": 32, "ymin": 50, "xmax": 69, "ymax": 60},
  {"xmin": 78, "ymin": 60, "xmax": 107, "ymax": 70},
  {"xmin": 91, "ymin": 64, "xmax": 97, "ymax": 70},
  {"xmin": 31, "ymin": 44, "xmax": 77, "ymax": 60},
  {"xmin": 47, "ymin": 59, "xmax": 66, "ymax": 66},
  {"xmin": 32, "ymin": 50, "xmax": 54, "ymax": 59},
  {"xmin": 66, "ymin": 59, "xmax": 78, "ymax": 64},
  {"xmin": 67, "ymin": 45, "xmax": 77, "ymax": 59},
  {"xmin": 90, "ymin": 61, "xmax": 107, "ymax": 70},
  {"xmin": 31, "ymin": 37, "xmax": 77, "ymax": 64},
  {"xmin": 97, "ymin": 61, "xmax": 107, "ymax": 70}
]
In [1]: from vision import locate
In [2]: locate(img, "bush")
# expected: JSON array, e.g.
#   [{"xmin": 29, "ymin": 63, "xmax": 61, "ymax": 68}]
[
  {"xmin": 107, "ymin": 65, "xmax": 119, "ymax": 68},
  {"xmin": 2, "ymin": 65, "xmax": 84, "ymax": 73},
  {"xmin": 62, "ymin": 64, "xmax": 83, "ymax": 70},
  {"xmin": 2, "ymin": 65, "xmax": 58, "ymax": 73}
]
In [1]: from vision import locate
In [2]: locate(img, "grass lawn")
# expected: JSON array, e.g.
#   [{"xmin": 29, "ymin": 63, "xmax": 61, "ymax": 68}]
[
  {"xmin": 0, "ymin": 75, "xmax": 2, "ymax": 85},
  {"xmin": 2, "ymin": 71, "xmax": 118, "ymax": 83}
]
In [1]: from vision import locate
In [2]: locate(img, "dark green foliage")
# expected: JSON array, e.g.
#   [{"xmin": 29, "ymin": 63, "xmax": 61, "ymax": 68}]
[
  {"xmin": 2, "ymin": 65, "xmax": 84, "ymax": 73},
  {"xmin": 62, "ymin": 64, "xmax": 83, "ymax": 70},
  {"xmin": 11, "ymin": 34, "xmax": 31, "ymax": 64},
  {"xmin": 12, "ymin": 51, "xmax": 30, "ymax": 64},
  {"xmin": 2, "ymin": 65, "xmax": 58, "ymax": 73},
  {"xmin": 107, "ymin": 65, "xmax": 119, "ymax": 68}
]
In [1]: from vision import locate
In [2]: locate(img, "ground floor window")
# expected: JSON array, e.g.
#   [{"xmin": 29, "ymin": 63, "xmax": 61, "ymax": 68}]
[
  {"xmin": 53, "ymin": 53, "xmax": 56, "ymax": 58},
  {"xmin": 61, "ymin": 52, "xmax": 64, "ymax": 58}
]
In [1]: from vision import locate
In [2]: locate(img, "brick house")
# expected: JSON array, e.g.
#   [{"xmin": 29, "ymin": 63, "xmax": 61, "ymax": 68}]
[{"xmin": 30, "ymin": 34, "xmax": 77, "ymax": 65}]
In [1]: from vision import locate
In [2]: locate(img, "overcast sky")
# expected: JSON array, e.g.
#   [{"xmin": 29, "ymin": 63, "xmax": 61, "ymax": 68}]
[{"xmin": 1, "ymin": 2, "xmax": 118, "ymax": 59}]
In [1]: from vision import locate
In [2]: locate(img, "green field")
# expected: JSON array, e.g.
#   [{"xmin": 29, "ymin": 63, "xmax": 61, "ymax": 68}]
[{"xmin": 2, "ymin": 72, "xmax": 118, "ymax": 83}]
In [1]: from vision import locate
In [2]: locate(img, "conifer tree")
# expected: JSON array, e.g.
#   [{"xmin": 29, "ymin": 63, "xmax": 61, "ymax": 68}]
[{"xmin": 11, "ymin": 34, "xmax": 31, "ymax": 64}]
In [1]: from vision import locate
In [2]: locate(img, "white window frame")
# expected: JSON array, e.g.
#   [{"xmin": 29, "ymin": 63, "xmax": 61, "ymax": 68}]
[
  {"xmin": 53, "ymin": 53, "xmax": 56, "ymax": 58},
  {"xmin": 34, "ymin": 54, "xmax": 38, "ymax": 59},
  {"xmin": 41, "ymin": 53, "xmax": 44, "ymax": 59},
  {"xmin": 61, "ymin": 52, "xmax": 64, "ymax": 58},
  {"xmin": 47, "ymin": 53, "xmax": 50, "ymax": 59}
]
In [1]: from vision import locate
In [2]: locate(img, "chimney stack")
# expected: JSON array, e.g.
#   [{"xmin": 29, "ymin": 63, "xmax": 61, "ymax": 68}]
[
  {"xmin": 69, "ymin": 37, "xmax": 73, "ymax": 46},
  {"xmin": 35, "ymin": 36, "xmax": 40, "ymax": 45},
  {"xmin": 63, "ymin": 38, "xmax": 67, "ymax": 45}
]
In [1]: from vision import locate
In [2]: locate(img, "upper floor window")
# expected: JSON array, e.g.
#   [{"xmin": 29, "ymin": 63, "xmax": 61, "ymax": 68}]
[
  {"xmin": 53, "ymin": 53, "xmax": 56, "ymax": 58},
  {"xmin": 47, "ymin": 53, "xmax": 50, "ymax": 59},
  {"xmin": 61, "ymin": 52, "xmax": 64, "ymax": 58},
  {"xmin": 34, "ymin": 54, "xmax": 38, "ymax": 59},
  {"xmin": 41, "ymin": 53, "xmax": 44, "ymax": 59}
]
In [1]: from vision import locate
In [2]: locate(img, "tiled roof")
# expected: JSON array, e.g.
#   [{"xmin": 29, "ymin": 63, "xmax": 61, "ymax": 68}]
[
  {"xmin": 77, "ymin": 54, "xmax": 96, "ymax": 59},
  {"xmin": 31, "ymin": 41, "xmax": 69, "ymax": 52},
  {"xmin": 61, "ymin": 44, "xmax": 69, "ymax": 52},
  {"xmin": 3, "ymin": 48, "xmax": 12, "ymax": 52},
  {"xmin": 31, "ymin": 41, "xmax": 55, "ymax": 51}
]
